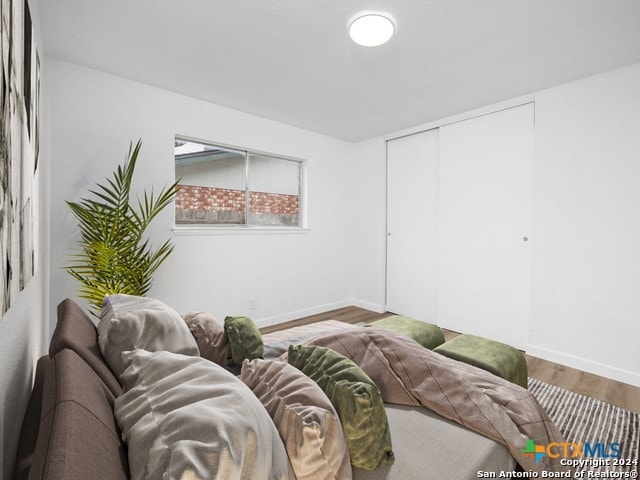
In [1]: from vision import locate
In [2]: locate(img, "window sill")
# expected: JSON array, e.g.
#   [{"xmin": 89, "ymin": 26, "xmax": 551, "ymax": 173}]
[{"xmin": 172, "ymin": 226, "xmax": 311, "ymax": 236}]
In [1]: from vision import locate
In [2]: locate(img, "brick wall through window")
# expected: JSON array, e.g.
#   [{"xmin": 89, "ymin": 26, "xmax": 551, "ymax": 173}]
[{"xmin": 175, "ymin": 185, "xmax": 299, "ymax": 225}]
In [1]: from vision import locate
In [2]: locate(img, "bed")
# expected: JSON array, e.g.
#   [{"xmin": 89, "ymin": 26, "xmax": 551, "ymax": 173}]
[{"xmin": 13, "ymin": 296, "xmax": 569, "ymax": 480}]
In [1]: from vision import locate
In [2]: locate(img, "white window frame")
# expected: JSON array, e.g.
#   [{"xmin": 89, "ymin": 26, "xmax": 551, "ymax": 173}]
[{"xmin": 173, "ymin": 136, "xmax": 308, "ymax": 235}]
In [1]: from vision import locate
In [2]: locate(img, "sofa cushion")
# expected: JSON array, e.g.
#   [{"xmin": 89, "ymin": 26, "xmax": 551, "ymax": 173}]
[
  {"xmin": 30, "ymin": 349, "xmax": 129, "ymax": 480},
  {"xmin": 50, "ymin": 298, "xmax": 122, "ymax": 396},
  {"xmin": 13, "ymin": 355, "xmax": 49, "ymax": 480},
  {"xmin": 98, "ymin": 294, "xmax": 199, "ymax": 378}
]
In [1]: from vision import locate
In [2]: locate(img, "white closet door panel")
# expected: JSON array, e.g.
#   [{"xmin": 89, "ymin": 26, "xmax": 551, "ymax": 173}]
[
  {"xmin": 437, "ymin": 104, "xmax": 533, "ymax": 348},
  {"xmin": 386, "ymin": 129, "xmax": 439, "ymax": 320}
]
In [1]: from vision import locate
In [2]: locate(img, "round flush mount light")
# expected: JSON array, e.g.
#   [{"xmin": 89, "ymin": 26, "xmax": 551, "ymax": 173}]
[{"xmin": 349, "ymin": 13, "xmax": 395, "ymax": 47}]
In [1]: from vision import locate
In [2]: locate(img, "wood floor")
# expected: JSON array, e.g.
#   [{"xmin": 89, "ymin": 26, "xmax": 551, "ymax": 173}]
[{"xmin": 262, "ymin": 306, "xmax": 640, "ymax": 413}]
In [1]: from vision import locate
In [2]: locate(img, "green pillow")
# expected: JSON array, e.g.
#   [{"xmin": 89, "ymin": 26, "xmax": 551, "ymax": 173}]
[
  {"xmin": 367, "ymin": 315, "xmax": 445, "ymax": 350},
  {"xmin": 224, "ymin": 316, "xmax": 264, "ymax": 365},
  {"xmin": 288, "ymin": 344, "xmax": 394, "ymax": 471}
]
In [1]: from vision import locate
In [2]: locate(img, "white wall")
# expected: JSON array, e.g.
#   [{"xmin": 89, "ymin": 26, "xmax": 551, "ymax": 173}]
[
  {"xmin": 529, "ymin": 63, "xmax": 640, "ymax": 385},
  {"xmin": 351, "ymin": 63, "xmax": 640, "ymax": 386},
  {"xmin": 0, "ymin": 274, "xmax": 47, "ymax": 478},
  {"xmin": 0, "ymin": 0, "xmax": 49, "ymax": 476},
  {"xmin": 48, "ymin": 59, "xmax": 356, "ymax": 329}
]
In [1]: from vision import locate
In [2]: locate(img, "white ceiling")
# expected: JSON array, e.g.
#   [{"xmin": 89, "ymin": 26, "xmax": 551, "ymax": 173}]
[{"xmin": 37, "ymin": 0, "xmax": 640, "ymax": 142}]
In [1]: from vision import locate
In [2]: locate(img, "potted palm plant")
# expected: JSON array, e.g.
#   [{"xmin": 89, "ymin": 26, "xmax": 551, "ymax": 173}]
[{"xmin": 66, "ymin": 140, "xmax": 178, "ymax": 316}]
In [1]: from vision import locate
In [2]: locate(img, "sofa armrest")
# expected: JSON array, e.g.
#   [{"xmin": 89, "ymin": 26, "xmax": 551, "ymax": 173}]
[{"xmin": 29, "ymin": 349, "xmax": 129, "ymax": 480}]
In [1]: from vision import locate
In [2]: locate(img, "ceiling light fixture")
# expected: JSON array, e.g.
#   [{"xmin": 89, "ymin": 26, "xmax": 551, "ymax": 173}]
[{"xmin": 349, "ymin": 13, "xmax": 395, "ymax": 47}]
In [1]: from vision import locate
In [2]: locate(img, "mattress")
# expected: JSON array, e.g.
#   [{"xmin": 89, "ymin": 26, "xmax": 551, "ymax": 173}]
[{"xmin": 353, "ymin": 404, "xmax": 516, "ymax": 479}]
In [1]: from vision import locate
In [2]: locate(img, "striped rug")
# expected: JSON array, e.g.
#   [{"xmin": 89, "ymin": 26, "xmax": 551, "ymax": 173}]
[{"xmin": 529, "ymin": 378, "xmax": 639, "ymax": 474}]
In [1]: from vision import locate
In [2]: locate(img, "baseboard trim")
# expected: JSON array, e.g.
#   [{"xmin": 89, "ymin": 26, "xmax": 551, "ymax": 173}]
[
  {"xmin": 527, "ymin": 344, "xmax": 640, "ymax": 388},
  {"xmin": 255, "ymin": 300, "xmax": 354, "ymax": 329},
  {"xmin": 255, "ymin": 299, "xmax": 386, "ymax": 330},
  {"xmin": 350, "ymin": 299, "xmax": 386, "ymax": 313}
]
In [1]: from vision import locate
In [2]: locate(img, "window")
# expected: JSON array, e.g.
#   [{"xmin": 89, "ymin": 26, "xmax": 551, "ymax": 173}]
[{"xmin": 175, "ymin": 137, "xmax": 304, "ymax": 228}]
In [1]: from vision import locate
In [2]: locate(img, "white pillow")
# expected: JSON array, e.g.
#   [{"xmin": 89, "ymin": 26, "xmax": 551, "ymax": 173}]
[
  {"xmin": 98, "ymin": 294, "xmax": 199, "ymax": 378},
  {"xmin": 115, "ymin": 349, "xmax": 294, "ymax": 480}
]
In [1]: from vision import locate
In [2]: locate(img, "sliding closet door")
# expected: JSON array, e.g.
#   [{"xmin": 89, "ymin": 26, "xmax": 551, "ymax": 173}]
[
  {"xmin": 386, "ymin": 129, "xmax": 439, "ymax": 320},
  {"xmin": 437, "ymin": 104, "xmax": 533, "ymax": 349}
]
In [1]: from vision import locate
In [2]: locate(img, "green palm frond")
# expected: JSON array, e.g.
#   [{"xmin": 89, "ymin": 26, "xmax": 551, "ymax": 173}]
[{"xmin": 65, "ymin": 139, "xmax": 178, "ymax": 316}]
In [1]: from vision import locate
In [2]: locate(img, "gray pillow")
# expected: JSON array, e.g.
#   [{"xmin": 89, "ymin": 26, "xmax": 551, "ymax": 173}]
[
  {"xmin": 115, "ymin": 349, "xmax": 294, "ymax": 480},
  {"xmin": 240, "ymin": 358, "xmax": 352, "ymax": 480},
  {"xmin": 183, "ymin": 311, "xmax": 232, "ymax": 366},
  {"xmin": 98, "ymin": 294, "xmax": 199, "ymax": 378}
]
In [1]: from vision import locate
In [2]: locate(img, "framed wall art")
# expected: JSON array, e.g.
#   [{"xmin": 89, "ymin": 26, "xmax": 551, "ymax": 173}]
[{"xmin": 0, "ymin": 0, "xmax": 40, "ymax": 316}]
